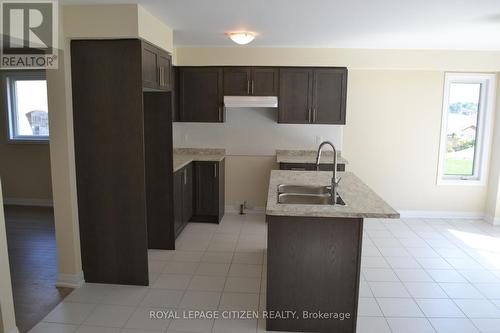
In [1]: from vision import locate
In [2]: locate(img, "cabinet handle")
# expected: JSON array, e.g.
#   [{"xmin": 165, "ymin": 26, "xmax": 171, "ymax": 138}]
[
  {"xmin": 161, "ymin": 67, "xmax": 164, "ymax": 86},
  {"xmin": 184, "ymin": 169, "xmax": 187, "ymax": 185},
  {"xmin": 158, "ymin": 67, "xmax": 161, "ymax": 85},
  {"xmin": 307, "ymin": 108, "xmax": 311, "ymax": 123},
  {"xmin": 251, "ymin": 80, "xmax": 254, "ymax": 95},
  {"xmin": 247, "ymin": 80, "xmax": 250, "ymax": 95},
  {"xmin": 214, "ymin": 164, "xmax": 217, "ymax": 178},
  {"xmin": 313, "ymin": 108, "xmax": 316, "ymax": 123},
  {"xmin": 218, "ymin": 106, "xmax": 222, "ymax": 122}
]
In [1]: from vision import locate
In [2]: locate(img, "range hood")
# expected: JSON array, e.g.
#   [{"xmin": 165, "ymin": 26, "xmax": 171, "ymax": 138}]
[{"xmin": 224, "ymin": 96, "xmax": 278, "ymax": 108}]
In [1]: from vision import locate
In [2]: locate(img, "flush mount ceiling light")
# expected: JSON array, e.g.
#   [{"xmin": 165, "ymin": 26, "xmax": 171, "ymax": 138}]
[{"xmin": 227, "ymin": 31, "xmax": 256, "ymax": 45}]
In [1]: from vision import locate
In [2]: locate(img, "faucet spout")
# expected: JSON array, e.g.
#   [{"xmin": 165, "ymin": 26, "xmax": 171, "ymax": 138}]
[{"xmin": 315, "ymin": 141, "xmax": 339, "ymax": 205}]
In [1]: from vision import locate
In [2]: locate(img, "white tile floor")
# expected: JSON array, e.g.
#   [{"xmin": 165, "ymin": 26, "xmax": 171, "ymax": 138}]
[{"xmin": 30, "ymin": 214, "xmax": 500, "ymax": 333}]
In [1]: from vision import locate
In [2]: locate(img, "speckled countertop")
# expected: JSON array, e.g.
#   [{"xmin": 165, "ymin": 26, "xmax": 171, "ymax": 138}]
[
  {"xmin": 173, "ymin": 148, "xmax": 225, "ymax": 172},
  {"xmin": 266, "ymin": 170, "xmax": 399, "ymax": 219},
  {"xmin": 276, "ymin": 149, "xmax": 349, "ymax": 165}
]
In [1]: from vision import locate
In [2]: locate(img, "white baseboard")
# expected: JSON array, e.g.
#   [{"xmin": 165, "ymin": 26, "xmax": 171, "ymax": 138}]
[
  {"xmin": 55, "ymin": 271, "xmax": 84, "ymax": 288},
  {"xmin": 485, "ymin": 214, "xmax": 500, "ymax": 226},
  {"xmin": 225, "ymin": 205, "xmax": 265, "ymax": 215},
  {"xmin": 3, "ymin": 197, "xmax": 53, "ymax": 207},
  {"xmin": 8, "ymin": 327, "xmax": 20, "ymax": 333},
  {"xmin": 398, "ymin": 210, "xmax": 485, "ymax": 220}
]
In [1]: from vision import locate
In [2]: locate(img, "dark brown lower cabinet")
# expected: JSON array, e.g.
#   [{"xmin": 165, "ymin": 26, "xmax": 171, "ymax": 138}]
[
  {"xmin": 173, "ymin": 164, "xmax": 193, "ymax": 237},
  {"xmin": 192, "ymin": 160, "xmax": 225, "ymax": 223},
  {"xmin": 173, "ymin": 169, "xmax": 184, "ymax": 237},
  {"xmin": 266, "ymin": 215, "xmax": 363, "ymax": 332},
  {"xmin": 279, "ymin": 162, "xmax": 345, "ymax": 172}
]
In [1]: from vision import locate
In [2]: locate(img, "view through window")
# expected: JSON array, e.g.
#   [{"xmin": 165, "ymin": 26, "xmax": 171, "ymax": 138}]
[
  {"xmin": 4, "ymin": 72, "xmax": 49, "ymax": 141},
  {"xmin": 439, "ymin": 73, "xmax": 495, "ymax": 183},
  {"xmin": 444, "ymin": 82, "xmax": 481, "ymax": 176}
]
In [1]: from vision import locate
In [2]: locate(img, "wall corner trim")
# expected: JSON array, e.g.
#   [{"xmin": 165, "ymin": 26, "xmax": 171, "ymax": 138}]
[
  {"xmin": 485, "ymin": 214, "xmax": 500, "ymax": 225},
  {"xmin": 55, "ymin": 271, "xmax": 84, "ymax": 289},
  {"xmin": 3, "ymin": 198, "xmax": 53, "ymax": 207}
]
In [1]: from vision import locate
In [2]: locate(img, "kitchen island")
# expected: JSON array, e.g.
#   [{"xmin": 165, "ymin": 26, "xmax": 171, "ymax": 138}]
[{"xmin": 265, "ymin": 170, "xmax": 399, "ymax": 333}]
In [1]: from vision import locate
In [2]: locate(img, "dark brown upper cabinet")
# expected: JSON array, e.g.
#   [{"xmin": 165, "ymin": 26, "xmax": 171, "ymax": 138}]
[
  {"xmin": 178, "ymin": 67, "xmax": 224, "ymax": 122},
  {"xmin": 223, "ymin": 67, "xmax": 251, "ymax": 95},
  {"xmin": 223, "ymin": 67, "xmax": 278, "ymax": 96},
  {"xmin": 278, "ymin": 68, "xmax": 312, "ymax": 124},
  {"xmin": 252, "ymin": 67, "xmax": 279, "ymax": 96},
  {"xmin": 279, "ymin": 67, "xmax": 347, "ymax": 124},
  {"xmin": 311, "ymin": 68, "xmax": 347, "ymax": 124},
  {"xmin": 142, "ymin": 41, "xmax": 172, "ymax": 91}
]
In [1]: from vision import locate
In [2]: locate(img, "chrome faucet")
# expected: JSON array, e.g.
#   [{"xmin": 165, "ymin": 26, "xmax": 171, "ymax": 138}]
[{"xmin": 315, "ymin": 141, "xmax": 340, "ymax": 204}]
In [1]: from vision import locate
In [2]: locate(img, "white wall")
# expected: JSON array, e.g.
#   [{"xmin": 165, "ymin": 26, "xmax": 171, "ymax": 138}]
[
  {"xmin": 485, "ymin": 78, "xmax": 500, "ymax": 224},
  {"xmin": 175, "ymin": 47, "xmax": 500, "ymax": 71},
  {"xmin": 63, "ymin": 4, "xmax": 173, "ymax": 53},
  {"xmin": 0, "ymin": 180, "xmax": 18, "ymax": 333},
  {"xmin": 175, "ymin": 47, "xmax": 500, "ymax": 215},
  {"xmin": 343, "ymin": 70, "xmax": 488, "ymax": 215},
  {"xmin": 173, "ymin": 108, "xmax": 342, "ymax": 155}
]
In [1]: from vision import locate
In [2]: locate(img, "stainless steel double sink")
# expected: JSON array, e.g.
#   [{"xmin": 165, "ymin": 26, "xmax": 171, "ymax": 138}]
[{"xmin": 277, "ymin": 184, "xmax": 346, "ymax": 206}]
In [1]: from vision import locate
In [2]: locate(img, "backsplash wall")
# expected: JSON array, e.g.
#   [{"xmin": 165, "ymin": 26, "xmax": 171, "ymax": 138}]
[{"xmin": 173, "ymin": 107, "xmax": 343, "ymax": 155}]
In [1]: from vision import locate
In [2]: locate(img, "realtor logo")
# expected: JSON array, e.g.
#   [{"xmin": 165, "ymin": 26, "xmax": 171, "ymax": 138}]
[{"xmin": 1, "ymin": 0, "xmax": 58, "ymax": 69}]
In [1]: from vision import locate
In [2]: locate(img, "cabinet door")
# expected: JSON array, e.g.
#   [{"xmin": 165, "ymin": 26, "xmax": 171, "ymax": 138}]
[
  {"xmin": 179, "ymin": 67, "xmax": 224, "ymax": 122},
  {"xmin": 142, "ymin": 43, "xmax": 158, "ymax": 89},
  {"xmin": 182, "ymin": 163, "xmax": 193, "ymax": 223},
  {"xmin": 252, "ymin": 67, "xmax": 278, "ymax": 96},
  {"xmin": 223, "ymin": 67, "xmax": 251, "ymax": 95},
  {"xmin": 157, "ymin": 51, "xmax": 172, "ymax": 91},
  {"xmin": 278, "ymin": 68, "xmax": 312, "ymax": 123},
  {"xmin": 193, "ymin": 161, "xmax": 219, "ymax": 219},
  {"xmin": 311, "ymin": 68, "xmax": 347, "ymax": 124},
  {"xmin": 173, "ymin": 170, "xmax": 184, "ymax": 236}
]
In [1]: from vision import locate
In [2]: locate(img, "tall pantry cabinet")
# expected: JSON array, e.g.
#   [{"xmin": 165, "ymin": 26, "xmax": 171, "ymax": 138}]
[{"xmin": 71, "ymin": 39, "xmax": 174, "ymax": 286}]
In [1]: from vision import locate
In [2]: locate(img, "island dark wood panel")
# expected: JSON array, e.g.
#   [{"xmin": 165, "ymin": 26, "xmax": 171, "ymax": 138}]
[
  {"xmin": 279, "ymin": 162, "xmax": 346, "ymax": 172},
  {"xmin": 266, "ymin": 215, "xmax": 363, "ymax": 333}
]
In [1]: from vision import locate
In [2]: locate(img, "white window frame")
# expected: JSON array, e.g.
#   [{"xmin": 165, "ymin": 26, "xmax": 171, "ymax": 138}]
[
  {"xmin": 437, "ymin": 73, "xmax": 496, "ymax": 186},
  {"xmin": 3, "ymin": 71, "xmax": 49, "ymax": 143}
]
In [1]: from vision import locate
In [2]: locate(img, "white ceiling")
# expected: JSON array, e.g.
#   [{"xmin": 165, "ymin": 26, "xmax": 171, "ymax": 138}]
[{"xmin": 61, "ymin": 0, "xmax": 500, "ymax": 50}]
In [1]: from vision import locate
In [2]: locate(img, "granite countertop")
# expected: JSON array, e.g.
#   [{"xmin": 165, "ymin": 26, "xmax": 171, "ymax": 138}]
[
  {"xmin": 276, "ymin": 149, "xmax": 349, "ymax": 165},
  {"xmin": 266, "ymin": 170, "xmax": 399, "ymax": 219},
  {"xmin": 173, "ymin": 148, "xmax": 225, "ymax": 172}
]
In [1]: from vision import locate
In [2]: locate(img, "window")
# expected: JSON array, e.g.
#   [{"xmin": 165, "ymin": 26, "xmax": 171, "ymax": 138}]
[
  {"xmin": 438, "ymin": 73, "xmax": 496, "ymax": 185},
  {"xmin": 3, "ymin": 71, "xmax": 49, "ymax": 142}
]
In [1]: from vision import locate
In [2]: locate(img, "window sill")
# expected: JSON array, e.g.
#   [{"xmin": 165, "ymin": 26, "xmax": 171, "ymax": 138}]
[
  {"xmin": 437, "ymin": 179, "xmax": 486, "ymax": 186},
  {"xmin": 8, "ymin": 138, "xmax": 49, "ymax": 145}
]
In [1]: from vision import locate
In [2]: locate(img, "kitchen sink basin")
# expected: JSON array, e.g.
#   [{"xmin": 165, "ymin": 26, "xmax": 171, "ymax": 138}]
[
  {"xmin": 277, "ymin": 184, "xmax": 331, "ymax": 195},
  {"xmin": 277, "ymin": 193, "xmax": 346, "ymax": 206}
]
